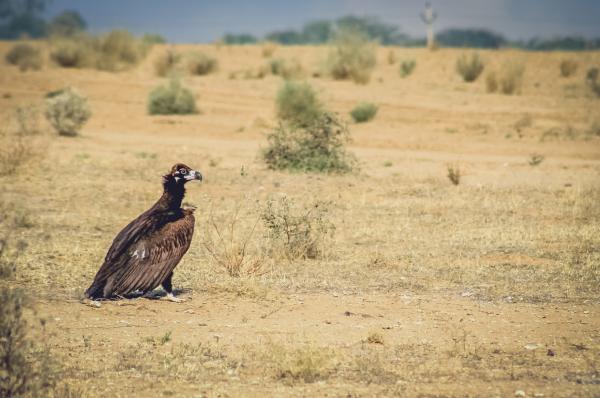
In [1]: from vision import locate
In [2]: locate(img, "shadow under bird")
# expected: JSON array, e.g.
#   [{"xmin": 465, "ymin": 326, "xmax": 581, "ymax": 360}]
[{"xmin": 85, "ymin": 163, "xmax": 202, "ymax": 302}]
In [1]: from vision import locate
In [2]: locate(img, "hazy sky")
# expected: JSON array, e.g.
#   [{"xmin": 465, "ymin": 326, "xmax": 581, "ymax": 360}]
[{"xmin": 44, "ymin": 0, "xmax": 600, "ymax": 43}]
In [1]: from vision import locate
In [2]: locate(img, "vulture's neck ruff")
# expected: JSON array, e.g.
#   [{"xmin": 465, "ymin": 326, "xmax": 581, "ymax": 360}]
[{"xmin": 157, "ymin": 175, "xmax": 187, "ymax": 210}]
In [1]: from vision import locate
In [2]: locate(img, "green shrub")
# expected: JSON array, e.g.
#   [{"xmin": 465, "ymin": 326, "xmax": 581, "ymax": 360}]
[
  {"xmin": 262, "ymin": 111, "xmax": 356, "ymax": 173},
  {"xmin": 44, "ymin": 87, "xmax": 91, "ymax": 136},
  {"xmin": 50, "ymin": 37, "xmax": 91, "ymax": 68},
  {"xmin": 5, "ymin": 43, "xmax": 42, "ymax": 71},
  {"xmin": 326, "ymin": 28, "xmax": 376, "ymax": 84},
  {"xmin": 560, "ymin": 59, "xmax": 578, "ymax": 77},
  {"xmin": 456, "ymin": 52, "xmax": 484, "ymax": 82},
  {"xmin": 186, "ymin": 51, "xmax": 218, "ymax": 75},
  {"xmin": 154, "ymin": 48, "xmax": 181, "ymax": 77},
  {"xmin": 400, "ymin": 59, "xmax": 416, "ymax": 77},
  {"xmin": 350, "ymin": 102, "xmax": 378, "ymax": 123},
  {"xmin": 148, "ymin": 78, "xmax": 197, "ymax": 115},
  {"xmin": 499, "ymin": 63, "xmax": 525, "ymax": 95},
  {"xmin": 276, "ymin": 81, "xmax": 323, "ymax": 126},
  {"xmin": 269, "ymin": 57, "xmax": 304, "ymax": 79}
]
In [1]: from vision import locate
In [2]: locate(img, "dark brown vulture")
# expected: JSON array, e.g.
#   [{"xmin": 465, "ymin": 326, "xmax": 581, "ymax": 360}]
[{"xmin": 85, "ymin": 163, "xmax": 202, "ymax": 302}]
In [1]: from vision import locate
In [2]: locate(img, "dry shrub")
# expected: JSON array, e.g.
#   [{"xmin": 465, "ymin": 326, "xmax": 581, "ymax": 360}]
[
  {"xmin": 387, "ymin": 50, "xmax": 396, "ymax": 65},
  {"xmin": 202, "ymin": 202, "xmax": 265, "ymax": 277},
  {"xmin": 269, "ymin": 58, "xmax": 304, "ymax": 79},
  {"xmin": 586, "ymin": 67, "xmax": 600, "ymax": 97},
  {"xmin": 50, "ymin": 36, "xmax": 91, "ymax": 68},
  {"xmin": 498, "ymin": 62, "xmax": 525, "ymax": 95},
  {"xmin": 263, "ymin": 111, "xmax": 356, "ymax": 173},
  {"xmin": 154, "ymin": 48, "xmax": 181, "ymax": 77},
  {"xmin": 0, "ymin": 287, "xmax": 81, "ymax": 397},
  {"xmin": 447, "ymin": 164, "xmax": 461, "ymax": 185},
  {"xmin": 485, "ymin": 72, "xmax": 498, "ymax": 93},
  {"xmin": 350, "ymin": 102, "xmax": 378, "ymax": 123},
  {"xmin": 261, "ymin": 41, "xmax": 277, "ymax": 57},
  {"xmin": 147, "ymin": 78, "xmax": 197, "ymax": 115},
  {"xmin": 186, "ymin": 51, "xmax": 218, "ymax": 75},
  {"xmin": 0, "ymin": 106, "xmax": 41, "ymax": 175},
  {"xmin": 400, "ymin": 59, "xmax": 416, "ymax": 77},
  {"xmin": 262, "ymin": 196, "xmax": 335, "ymax": 260},
  {"xmin": 45, "ymin": 87, "xmax": 91, "ymax": 136},
  {"xmin": 326, "ymin": 28, "xmax": 377, "ymax": 84},
  {"xmin": 5, "ymin": 43, "xmax": 42, "ymax": 71},
  {"xmin": 456, "ymin": 52, "xmax": 484, "ymax": 82},
  {"xmin": 560, "ymin": 59, "xmax": 578, "ymax": 77}
]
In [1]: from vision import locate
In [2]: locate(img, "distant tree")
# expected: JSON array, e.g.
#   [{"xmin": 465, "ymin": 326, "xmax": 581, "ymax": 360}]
[
  {"xmin": 265, "ymin": 29, "xmax": 304, "ymax": 45},
  {"xmin": 437, "ymin": 28, "xmax": 506, "ymax": 49},
  {"xmin": 48, "ymin": 10, "xmax": 86, "ymax": 36},
  {"xmin": 0, "ymin": 0, "xmax": 47, "ymax": 38},
  {"xmin": 222, "ymin": 33, "xmax": 258, "ymax": 44},
  {"xmin": 524, "ymin": 36, "xmax": 600, "ymax": 51},
  {"xmin": 301, "ymin": 20, "xmax": 332, "ymax": 44},
  {"xmin": 335, "ymin": 15, "xmax": 405, "ymax": 45}
]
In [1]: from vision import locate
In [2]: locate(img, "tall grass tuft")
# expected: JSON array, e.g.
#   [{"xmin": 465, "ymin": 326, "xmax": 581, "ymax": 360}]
[
  {"xmin": 186, "ymin": 51, "xmax": 218, "ymax": 75},
  {"xmin": 456, "ymin": 53, "xmax": 484, "ymax": 82},
  {"xmin": 350, "ymin": 102, "xmax": 378, "ymax": 123},
  {"xmin": 400, "ymin": 59, "xmax": 416, "ymax": 77},
  {"xmin": 326, "ymin": 28, "xmax": 376, "ymax": 84},
  {"xmin": 5, "ymin": 43, "xmax": 42, "ymax": 71}
]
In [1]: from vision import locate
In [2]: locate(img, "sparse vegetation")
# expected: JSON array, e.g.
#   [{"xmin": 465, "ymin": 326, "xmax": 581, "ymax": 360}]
[
  {"xmin": 447, "ymin": 164, "xmax": 461, "ymax": 185},
  {"xmin": 326, "ymin": 28, "xmax": 377, "ymax": 84},
  {"xmin": 269, "ymin": 58, "xmax": 304, "ymax": 79},
  {"xmin": 45, "ymin": 87, "xmax": 91, "ymax": 136},
  {"xmin": 528, "ymin": 153, "xmax": 544, "ymax": 166},
  {"xmin": 456, "ymin": 52, "xmax": 484, "ymax": 82},
  {"xmin": 400, "ymin": 59, "xmax": 416, "ymax": 77},
  {"xmin": 485, "ymin": 72, "xmax": 498, "ymax": 92},
  {"xmin": 499, "ymin": 62, "xmax": 525, "ymax": 94},
  {"xmin": 586, "ymin": 67, "xmax": 600, "ymax": 97},
  {"xmin": 186, "ymin": 51, "xmax": 218, "ymax": 75},
  {"xmin": 5, "ymin": 43, "xmax": 42, "ymax": 71},
  {"xmin": 275, "ymin": 81, "xmax": 323, "ymax": 126},
  {"xmin": 147, "ymin": 78, "xmax": 197, "ymax": 115},
  {"xmin": 260, "ymin": 343, "xmax": 333, "ymax": 383},
  {"xmin": 50, "ymin": 37, "xmax": 91, "ymax": 68},
  {"xmin": 263, "ymin": 111, "xmax": 356, "ymax": 173},
  {"xmin": 262, "ymin": 196, "xmax": 334, "ymax": 260},
  {"xmin": 154, "ymin": 48, "xmax": 181, "ymax": 77},
  {"xmin": 560, "ymin": 59, "xmax": 578, "ymax": 77},
  {"xmin": 350, "ymin": 102, "xmax": 378, "ymax": 123},
  {"xmin": 261, "ymin": 41, "xmax": 277, "ymax": 57}
]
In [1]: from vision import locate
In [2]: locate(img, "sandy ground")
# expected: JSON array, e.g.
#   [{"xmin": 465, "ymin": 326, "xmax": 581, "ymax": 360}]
[{"xmin": 1, "ymin": 42, "xmax": 599, "ymax": 397}]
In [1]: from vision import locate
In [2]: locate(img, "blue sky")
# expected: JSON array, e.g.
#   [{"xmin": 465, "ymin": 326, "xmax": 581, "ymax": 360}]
[{"xmin": 44, "ymin": 0, "xmax": 600, "ymax": 43}]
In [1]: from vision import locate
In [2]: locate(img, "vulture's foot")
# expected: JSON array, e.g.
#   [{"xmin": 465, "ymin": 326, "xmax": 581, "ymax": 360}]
[{"xmin": 164, "ymin": 292, "xmax": 184, "ymax": 303}]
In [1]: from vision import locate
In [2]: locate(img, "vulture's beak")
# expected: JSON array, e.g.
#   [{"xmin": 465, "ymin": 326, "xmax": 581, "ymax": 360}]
[{"xmin": 185, "ymin": 170, "xmax": 202, "ymax": 182}]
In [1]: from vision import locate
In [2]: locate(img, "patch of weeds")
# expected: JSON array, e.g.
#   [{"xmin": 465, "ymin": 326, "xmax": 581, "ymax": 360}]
[
  {"xmin": 202, "ymin": 202, "xmax": 265, "ymax": 277},
  {"xmin": 259, "ymin": 342, "xmax": 334, "ymax": 383},
  {"xmin": 456, "ymin": 52, "xmax": 484, "ymax": 82},
  {"xmin": 186, "ymin": 51, "xmax": 218, "ymax": 75},
  {"xmin": 399, "ymin": 59, "xmax": 416, "ymax": 77},
  {"xmin": 486, "ymin": 72, "xmax": 498, "ymax": 93},
  {"xmin": 350, "ymin": 102, "xmax": 378, "ymax": 123},
  {"xmin": 262, "ymin": 196, "xmax": 335, "ymax": 260},
  {"xmin": 528, "ymin": 153, "xmax": 544, "ymax": 166},
  {"xmin": 366, "ymin": 331, "xmax": 385, "ymax": 345},
  {"xmin": 447, "ymin": 164, "xmax": 461, "ymax": 185},
  {"xmin": 586, "ymin": 67, "xmax": 600, "ymax": 97},
  {"xmin": 154, "ymin": 48, "xmax": 181, "ymax": 77},
  {"xmin": 560, "ymin": 59, "xmax": 578, "ymax": 77},
  {"xmin": 269, "ymin": 58, "xmax": 304, "ymax": 79},
  {"xmin": 383, "ymin": 161, "xmax": 393, "ymax": 167},
  {"xmin": 148, "ymin": 78, "xmax": 197, "ymax": 115},
  {"xmin": 263, "ymin": 112, "xmax": 356, "ymax": 173},
  {"xmin": 326, "ymin": 27, "xmax": 377, "ymax": 84},
  {"xmin": 499, "ymin": 62, "xmax": 525, "ymax": 95},
  {"xmin": 261, "ymin": 41, "xmax": 277, "ymax": 57},
  {"xmin": 45, "ymin": 87, "xmax": 92, "ymax": 136}
]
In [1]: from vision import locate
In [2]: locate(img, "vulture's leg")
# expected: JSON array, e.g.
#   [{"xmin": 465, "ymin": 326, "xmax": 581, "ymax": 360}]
[{"xmin": 162, "ymin": 272, "xmax": 183, "ymax": 302}]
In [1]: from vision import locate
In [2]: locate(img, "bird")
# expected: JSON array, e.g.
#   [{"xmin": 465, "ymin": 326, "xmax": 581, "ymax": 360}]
[{"xmin": 85, "ymin": 163, "xmax": 202, "ymax": 302}]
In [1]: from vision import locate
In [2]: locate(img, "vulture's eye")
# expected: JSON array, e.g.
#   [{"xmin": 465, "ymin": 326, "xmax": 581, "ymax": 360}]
[{"xmin": 179, "ymin": 168, "xmax": 187, "ymax": 175}]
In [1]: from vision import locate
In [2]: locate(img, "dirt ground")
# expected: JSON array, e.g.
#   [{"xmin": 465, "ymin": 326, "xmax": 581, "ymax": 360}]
[{"xmin": 1, "ymin": 42, "xmax": 599, "ymax": 397}]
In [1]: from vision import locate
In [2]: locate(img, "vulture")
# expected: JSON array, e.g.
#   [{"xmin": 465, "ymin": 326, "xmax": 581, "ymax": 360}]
[{"xmin": 85, "ymin": 163, "xmax": 202, "ymax": 302}]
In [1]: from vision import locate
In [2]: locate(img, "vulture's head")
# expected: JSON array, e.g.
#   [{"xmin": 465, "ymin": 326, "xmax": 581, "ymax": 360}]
[{"xmin": 167, "ymin": 163, "xmax": 203, "ymax": 184}]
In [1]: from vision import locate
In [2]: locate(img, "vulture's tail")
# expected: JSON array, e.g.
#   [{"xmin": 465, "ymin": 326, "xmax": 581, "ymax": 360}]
[{"xmin": 84, "ymin": 281, "xmax": 105, "ymax": 299}]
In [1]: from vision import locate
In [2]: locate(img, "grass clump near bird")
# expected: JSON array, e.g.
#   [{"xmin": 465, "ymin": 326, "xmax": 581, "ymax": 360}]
[
  {"xmin": 350, "ymin": 102, "xmax": 378, "ymax": 123},
  {"xmin": 148, "ymin": 78, "xmax": 198, "ymax": 115},
  {"xmin": 45, "ymin": 87, "xmax": 91, "ymax": 136}
]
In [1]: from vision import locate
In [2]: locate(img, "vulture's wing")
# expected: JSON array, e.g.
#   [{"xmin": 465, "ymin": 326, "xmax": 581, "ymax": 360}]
[{"xmin": 87, "ymin": 211, "xmax": 195, "ymax": 298}]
